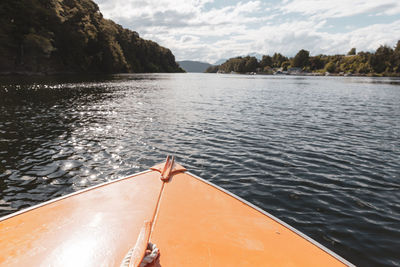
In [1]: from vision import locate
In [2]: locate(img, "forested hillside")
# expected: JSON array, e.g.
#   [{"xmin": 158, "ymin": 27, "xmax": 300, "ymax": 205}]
[
  {"xmin": 207, "ymin": 43, "xmax": 400, "ymax": 76},
  {"xmin": 0, "ymin": 0, "xmax": 183, "ymax": 74}
]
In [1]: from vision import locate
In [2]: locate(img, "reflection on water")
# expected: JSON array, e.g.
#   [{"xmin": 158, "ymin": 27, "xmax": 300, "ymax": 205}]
[{"xmin": 0, "ymin": 74, "xmax": 399, "ymax": 266}]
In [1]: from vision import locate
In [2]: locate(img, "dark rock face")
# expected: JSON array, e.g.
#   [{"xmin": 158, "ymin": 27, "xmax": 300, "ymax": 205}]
[{"xmin": 0, "ymin": 0, "xmax": 184, "ymax": 74}]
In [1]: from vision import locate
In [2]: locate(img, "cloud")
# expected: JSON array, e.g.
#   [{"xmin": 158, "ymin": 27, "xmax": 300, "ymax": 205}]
[
  {"xmin": 235, "ymin": 18, "xmax": 400, "ymax": 56},
  {"xmin": 94, "ymin": 0, "xmax": 400, "ymax": 63},
  {"xmin": 280, "ymin": 0, "xmax": 400, "ymax": 19}
]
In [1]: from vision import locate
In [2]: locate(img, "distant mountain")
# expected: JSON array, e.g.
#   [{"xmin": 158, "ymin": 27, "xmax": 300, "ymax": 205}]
[
  {"xmin": 177, "ymin": 61, "xmax": 212, "ymax": 73},
  {"xmin": 0, "ymin": 0, "xmax": 183, "ymax": 74}
]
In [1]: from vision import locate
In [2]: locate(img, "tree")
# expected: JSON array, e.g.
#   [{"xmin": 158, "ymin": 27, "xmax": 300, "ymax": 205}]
[
  {"xmin": 292, "ymin": 49, "xmax": 310, "ymax": 68},
  {"xmin": 0, "ymin": 0, "xmax": 183, "ymax": 73},
  {"xmin": 369, "ymin": 45, "xmax": 394, "ymax": 73},
  {"xmin": 309, "ymin": 56, "xmax": 324, "ymax": 70},
  {"xmin": 244, "ymin": 56, "xmax": 258, "ymax": 72},
  {"xmin": 281, "ymin": 61, "xmax": 290, "ymax": 71},
  {"xmin": 217, "ymin": 56, "xmax": 259, "ymax": 73},
  {"xmin": 347, "ymin": 48, "xmax": 356, "ymax": 55},
  {"xmin": 395, "ymin": 40, "xmax": 400, "ymax": 53},
  {"xmin": 357, "ymin": 62, "xmax": 372, "ymax": 74},
  {"xmin": 260, "ymin": 55, "xmax": 272, "ymax": 68},
  {"xmin": 394, "ymin": 41, "xmax": 400, "ymax": 73},
  {"xmin": 205, "ymin": 65, "xmax": 219, "ymax": 73},
  {"xmin": 272, "ymin": 53, "xmax": 288, "ymax": 68},
  {"xmin": 324, "ymin": 61, "xmax": 336, "ymax": 73}
]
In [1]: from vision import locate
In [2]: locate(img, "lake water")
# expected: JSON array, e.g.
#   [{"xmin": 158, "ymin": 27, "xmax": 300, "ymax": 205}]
[{"xmin": 0, "ymin": 73, "xmax": 399, "ymax": 266}]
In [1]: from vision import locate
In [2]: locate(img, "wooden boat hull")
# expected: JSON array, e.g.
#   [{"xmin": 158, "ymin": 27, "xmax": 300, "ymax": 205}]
[{"xmin": 0, "ymin": 162, "xmax": 352, "ymax": 266}]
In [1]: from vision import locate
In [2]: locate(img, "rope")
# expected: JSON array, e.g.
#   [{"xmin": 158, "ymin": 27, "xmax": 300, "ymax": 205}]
[
  {"xmin": 139, "ymin": 242, "xmax": 159, "ymax": 267},
  {"xmin": 120, "ymin": 246, "xmax": 134, "ymax": 267},
  {"xmin": 121, "ymin": 156, "xmax": 178, "ymax": 267},
  {"xmin": 120, "ymin": 242, "xmax": 159, "ymax": 267}
]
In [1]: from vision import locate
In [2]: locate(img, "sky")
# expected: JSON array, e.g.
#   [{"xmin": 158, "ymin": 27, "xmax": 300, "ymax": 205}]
[{"xmin": 94, "ymin": 0, "xmax": 400, "ymax": 64}]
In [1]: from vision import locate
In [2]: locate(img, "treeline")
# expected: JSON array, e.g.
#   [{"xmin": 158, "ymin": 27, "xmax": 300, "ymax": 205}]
[
  {"xmin": 206, "ymin": 42, "xmax": 400, "ymax": 76},
  {"xmin": 0, "ymin": 0, "xmax": 184, "ymax": 74}
]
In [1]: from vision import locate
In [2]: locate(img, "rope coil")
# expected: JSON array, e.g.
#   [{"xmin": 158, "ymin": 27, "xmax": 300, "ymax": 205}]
[
  {"xmin": 120, "ymin": 242, "xmax": 159, "ymax": 267},
  {"xmin": 139, "ymin": 242, "xmax": 159, "ymax": 267}
]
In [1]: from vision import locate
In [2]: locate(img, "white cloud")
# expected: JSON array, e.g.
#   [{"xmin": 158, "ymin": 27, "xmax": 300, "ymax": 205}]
[
  {"xmin": 280, "ymin": 0, "xmax": 400, "ymax": 18},
  {"xmin": 94, "ymin": 0, "xmax": 400, "ymax": 63},
  {"xmin": 96, "ymin": 0, "xmax": 214, "ymax": 19}
]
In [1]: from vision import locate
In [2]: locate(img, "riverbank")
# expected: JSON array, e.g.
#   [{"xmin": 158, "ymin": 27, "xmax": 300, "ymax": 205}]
[{"xmin": 216, "ymin": 70, "xmax": 400, "ymax": 77}]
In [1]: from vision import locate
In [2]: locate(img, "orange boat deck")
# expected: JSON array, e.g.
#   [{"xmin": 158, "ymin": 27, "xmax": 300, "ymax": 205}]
[{"xmin": 0, "ymin": 160, "xmax": 353, "ymax": 266}]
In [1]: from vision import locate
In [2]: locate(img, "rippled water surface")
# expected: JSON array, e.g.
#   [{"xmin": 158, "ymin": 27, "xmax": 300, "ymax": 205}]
[{"xmin": 0, "ymin": 73, "xmax": 399, "ymax": 266}]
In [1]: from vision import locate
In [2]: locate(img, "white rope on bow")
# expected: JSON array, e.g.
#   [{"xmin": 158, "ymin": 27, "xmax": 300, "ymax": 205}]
[
  {"xmin": 139, "ymin": 242, "xmax": 159, "ymax": 267},
  {"xmin": 120, "ymin": 242, "xmax": 159, "ymax": 267}
]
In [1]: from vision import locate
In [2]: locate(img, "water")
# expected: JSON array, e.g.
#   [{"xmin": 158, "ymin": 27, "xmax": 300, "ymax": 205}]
[{"xmin": 0, "ymin": 73, "xmax": 399, "ymax": 266}]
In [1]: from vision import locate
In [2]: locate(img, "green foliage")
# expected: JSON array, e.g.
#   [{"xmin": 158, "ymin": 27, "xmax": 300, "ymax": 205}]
[
  {"xmin": 263, "ymin": 66, "xmax": 273, "ymax": 74},
  {"xmin": 357, "ymin": 62, "xmax": 372, "ymax": 74},
  {"xmin": 347, "ymin": 48, "xmax": 356, "ymax": 55},
  {"xmin": 260, "ymin": 55, "xmax": 272, "ymax": 68},
  {"xmin": 218, "ymin": 56, "xmax": 259, "ymax": 73},
  {"xmin": 0, "ymin": 0, "xmax": 183, "ymax": 74},
  {"xmin": 292, "ymin": 49, "xmax": 310, "ymax": 68},
  {"xmin": 271, "ymin": 53, "xmax": 288, "ymax": 68},
  {"xmin": 25, "ymin": 33, "xmax": 55, "ymax": 56},
  {"xmin": 244, "ymin": 57, "xmax": 258, "ymax": 72},
  {"xmin": 324, "ymin": 62, "xmax": 336, "ymax": 73},
  {"xmin": 369, "ymin": 45, "xmax": 394, "ymax": 73},
  {"xmin": 281, "ymin": 61, "xmax": 290, "ymax": 71},
  {"xmin": 309, "ymin": 55, "xmax": 324, "ymax": 70},
  {"xmin": 394, "ymin": 41, "xmax": 400, "ymax": 73},
  {"xmin": 211, "ymin": 41, "xmax": 400, "ymax": 76},
  {"xmin": 205, "ymin": 65, "xmax": 219, "ymax": 73}
]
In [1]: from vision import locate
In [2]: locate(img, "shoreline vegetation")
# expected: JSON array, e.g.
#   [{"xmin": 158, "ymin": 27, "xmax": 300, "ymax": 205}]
[
  {"xmin": 0, "ymin": 0, "xmax": 184, "ymax": 76},
  {"xmin": 206, "ymin": 42, "xmax": 400, "ymax": 77}
]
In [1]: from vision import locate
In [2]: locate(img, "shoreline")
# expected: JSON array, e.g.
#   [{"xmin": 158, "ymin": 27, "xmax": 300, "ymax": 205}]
[
  {"xmin": 214, "ymin": 71, "xmax": 400, "ymax": 77},
  {"xmin": 0, "ymin": 70, "xmax": 185, "ymax": 77},
  {"xmin": 1, "ymin": 71, "xmax": 400, "ymax": 78}
]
